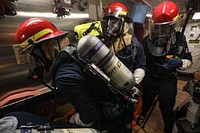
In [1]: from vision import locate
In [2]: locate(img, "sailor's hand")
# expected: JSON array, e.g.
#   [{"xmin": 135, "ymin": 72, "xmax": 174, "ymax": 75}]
[
  {"xmin": 69, "ymin": 113, "xmax": 93, "ymax": 127},
  {"xmin": 129, "ymin": 86, "xmax": 141, "ymax": 103},
  {"xmin": 164, "ymin": 58, "xmax": 183, "ymax": 70},
  {"xmin": 179, "ymin": 59, "xmax": 192, "ymax": 70}
]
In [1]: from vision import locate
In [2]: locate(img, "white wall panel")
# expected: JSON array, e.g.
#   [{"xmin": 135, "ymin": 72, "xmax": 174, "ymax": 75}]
[{"xmin": 179, "ymin": 22, "xmax": 200, "ymax": 73}]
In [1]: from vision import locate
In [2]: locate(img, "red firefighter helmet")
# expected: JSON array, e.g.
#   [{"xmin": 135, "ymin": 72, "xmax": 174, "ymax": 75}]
[
  {"xmin": 150, "ymin": 1, "xmax": 179, "ymax": 38},
  {"xmin": 103, "ymin": 2, "xmax": 132, "ymax": 23},
  {"xmin": 152, "ymin": 1, "xmax": 179, "ymax": 24},
  {"xmin": 15, "ymin": 18, "xmax": 68, "ymax": 50},
  {"xmin": 148, "ymin": 1, "xmax": 179, "ymax": 57},
  {"xmin": 102, "ymin": 2, "xmax": 132, "ymax": 39}
]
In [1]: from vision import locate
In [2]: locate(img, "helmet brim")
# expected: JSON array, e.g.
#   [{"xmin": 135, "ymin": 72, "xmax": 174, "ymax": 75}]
[
  {"xmin": 20, "ymin": 31, "xmax": 69, "ymax": 54},
  {"xmin": 103, "ymin": 14, "xmax": 132, "ymax": 23},
  {"xmin": 37, "ymin": 31, "xmax": 69, "ymax": 44}
]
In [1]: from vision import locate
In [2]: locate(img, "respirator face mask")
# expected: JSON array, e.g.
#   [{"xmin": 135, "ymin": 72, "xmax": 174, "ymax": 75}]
[
  {"xmin": 28, "ymin": 38, "xmax": 61, "ymax": 72},
  {"xmin": 26, "ymin": 39, "xmax": 61, "ymax": 81},
  {"xmin": 102, "ymin": 18, "xmax": 122, "ymax": 39},
  {"xmin": 150, "ymin": 23, "xmax": 175, "ymax": 46},
  {"xmin": 29, "ymin": 45, "xmax": 52, "ymax": 72},
  {"xmin": 147, "ymin": 23, "xmax": 176, "ymax": 56}
]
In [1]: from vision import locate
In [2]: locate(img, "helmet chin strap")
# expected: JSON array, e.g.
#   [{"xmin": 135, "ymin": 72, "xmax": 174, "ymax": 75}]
[
  {"xmin": 111, "ymin": 22, "xmax": 126, "ymax": 54},
  {"xmin": 56, "ymin": 38, "xmax": 61, "ymax": 50},
  {"xmin": 111, "ymin": 32, "xmax": 136, "ymax": 60},
  {"xmin": 28, "ymin": 40, "xmax": 53, "ymax": 71},
  {"xmin": 117, "ymin": 20, "xmax": 125, "ymax": 38},
  {"xmin": 107, "ymin": 19, "xmax": 136, "ymax": 60}
]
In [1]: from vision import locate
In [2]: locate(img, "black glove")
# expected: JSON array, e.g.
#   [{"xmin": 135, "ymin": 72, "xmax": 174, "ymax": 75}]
[{"xmin": 158, "ymin": 58, "xmax": 183, "ymax": 71}]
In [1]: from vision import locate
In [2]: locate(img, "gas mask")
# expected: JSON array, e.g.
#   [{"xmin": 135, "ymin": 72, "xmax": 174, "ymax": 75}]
[
  {"xmin": 13, "ymin": 38, "xmax": 62, "ymax": 81},
  {"xmin": 102, "ymin": 18, "xmax": 123, "ymax": 40},
  {"xmin": 148, "ymin": 23, "xmax": 176, "ymax": 56},
  {"xmin": 101, "ymin": 18, "xmax": 134, "ymax": 60},
  {"xmin": 29, "ymin": 43, "xmax": 53, "ymax": 71}
]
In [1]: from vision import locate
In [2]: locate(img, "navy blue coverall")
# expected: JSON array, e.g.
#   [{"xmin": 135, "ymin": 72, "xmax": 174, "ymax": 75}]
[
  {"xmin": 5, "ymin": 37, "xmax": 145, "ymax": 133},
  {"xmin": 141, "ymin": 31, "xmax": 192, "ymax": 133},
  {"xmin": 54, "ymin": 37, "xmax": 146, "ymax": 133}
]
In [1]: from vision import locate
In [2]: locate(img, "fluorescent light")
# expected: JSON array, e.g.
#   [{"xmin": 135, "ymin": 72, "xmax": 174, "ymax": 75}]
[
  {"xmin": 16, "ymin": 11, "xmax": 89, "ymax": 19},
  {"xmin": 192, "ymin": 12, "xmax": 200, "ymax": 20}
]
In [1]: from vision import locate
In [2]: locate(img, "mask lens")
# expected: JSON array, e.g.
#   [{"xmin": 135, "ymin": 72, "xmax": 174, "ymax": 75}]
[
  {"xmin": 104, "ymin": 18, "xmax": 122, "ymax": 38},
  {"xmin": 154, "ymin": 37, "xmax": 170, "ymax": 47},
  {"xmin": 151, "ymin": 24, "xmax": 174, "ymax": 37},
  {"xmin": 30, "ymin": 44, "xmax": 53, "ymax": 71},
  {"xmin": 42, "ymin": 39, "xmax": 59, "ymax": 61},
  {"xmin": 12, "ymin": 44, "xmax": 30, "ymax": 64}
]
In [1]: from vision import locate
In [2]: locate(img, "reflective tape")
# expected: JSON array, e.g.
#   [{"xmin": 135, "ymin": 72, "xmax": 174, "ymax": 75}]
[{"xmin": 20, "ymin": 29, "xmax": 52, "ymax": 49}]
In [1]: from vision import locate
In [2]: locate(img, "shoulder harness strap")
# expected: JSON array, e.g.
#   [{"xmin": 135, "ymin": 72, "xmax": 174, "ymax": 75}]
[
  {"xmin": 50, "ymin": 44, "xmax": 77, "ymax": 105},
  {"xmin": 131, "ymin": 37, "xmax": 138, "ymax": 63},
  {"xmin": 51, "ymin": 44, "xmax": 77, "ymax": 86}
]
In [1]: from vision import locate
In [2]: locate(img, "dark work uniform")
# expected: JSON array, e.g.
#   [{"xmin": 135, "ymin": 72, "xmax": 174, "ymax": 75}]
[
  {"xmin": 54, "ymin": 37, "xmax": 146, "ymax": 133},
  {"xmin": 141, "ymin": 31, "xmax": 192, "ymax": 133}
]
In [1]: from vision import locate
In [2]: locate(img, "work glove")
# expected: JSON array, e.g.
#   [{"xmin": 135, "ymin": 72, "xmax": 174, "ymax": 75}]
[
  {"xmin": 133, "ymin": 68, "xmax": 145, "ymax": 84},
  {"xmin": 69, "ymin": 113, "xmax": 93, "ymax": 127},
  {"xmin": 158, "ymin": 58, "xmax": 183, "ymax": 71},
  {"xmin": 179, "ymin": 59, "xmax": 192, "ymax": 70},
  {"xmin": 0, "ymin": 116, "xmax": 18, "ymax": 131},
  {"xmin": 130, "ymin": 86, "xmax": 141, "ymax": 103}
]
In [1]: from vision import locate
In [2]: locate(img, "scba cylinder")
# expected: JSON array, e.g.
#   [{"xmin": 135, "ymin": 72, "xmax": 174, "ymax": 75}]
[{"xmin": 77, "ymin": 35, "xmax": 135, "ymax": 91}]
